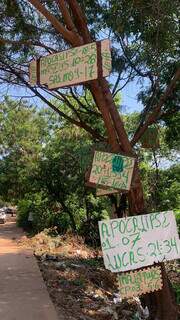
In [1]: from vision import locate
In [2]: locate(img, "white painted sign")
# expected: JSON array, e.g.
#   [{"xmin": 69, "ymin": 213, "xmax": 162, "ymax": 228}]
[
  {"xmin": 29, "ymin": 40, "xmax": 111, "ymax": 89},
  {"xmin": 89, "ymin": 151, "xmax": 135, "ymax": 190},
  {"xmin": 99, "ymin": 211, "xmax": 180, "ymax": 272}
]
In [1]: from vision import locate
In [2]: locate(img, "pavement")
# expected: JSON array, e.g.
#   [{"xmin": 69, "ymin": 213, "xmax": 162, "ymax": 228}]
[{"xmin": 0, "ymin": 218, "xmax": 59, "ymax": 320}]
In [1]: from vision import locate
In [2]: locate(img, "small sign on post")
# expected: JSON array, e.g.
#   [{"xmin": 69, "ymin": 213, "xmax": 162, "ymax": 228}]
[
  {"xmin": 117, "ymin": 266, "xmax": 163, "ymax": 299},
  {"xmin": 89, "ymin": 151, "xmax": 135, "ymax": 190}
]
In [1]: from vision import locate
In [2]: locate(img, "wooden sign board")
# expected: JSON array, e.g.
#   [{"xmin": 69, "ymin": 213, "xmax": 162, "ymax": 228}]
[
  {"xmin": 89, "ymin": 151, "xmax": 135, "ymax": 190},
  {"xmin": 29, "ymin": 39, "xmax": 111, "ymax": 88},
  {"xmin": 29, "ymin": 60, "xmax": 37, "ymax": 85},
  {"xmin": 117, "ymin": 266, "xmax": 163, "ymax": 299},
  {"xmin": 99, "ymin": 211, "xmax": 180, "ymax": 273},
  {"xmin": 140, "ymin": 127, "xmax": 159, "ymax": 149},
  {"xmin": 96, "ymin": 188, "xmax": 120, "ymax": 196}
]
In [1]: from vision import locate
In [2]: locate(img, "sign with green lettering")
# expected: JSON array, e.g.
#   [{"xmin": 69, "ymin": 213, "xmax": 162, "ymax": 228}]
[
  {"xmin": 117, "ymin": 266, "xmax": 163, "ymax": 299},
  {"xmin": 99, "ymin": 211, "xmax": 180, "ymax": 272},
  {"xmin": 89, "ymin": 151, "xmax": 135, "ymax": 190},
  {"xmin": 29, "ymin": 39, "xmax": 111, "ymax": 88}
]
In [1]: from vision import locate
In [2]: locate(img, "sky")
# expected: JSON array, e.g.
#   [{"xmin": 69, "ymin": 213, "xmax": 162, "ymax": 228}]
[{"xmin": 0, "ymin": 75, "xmax": 144, "ymax": 114}]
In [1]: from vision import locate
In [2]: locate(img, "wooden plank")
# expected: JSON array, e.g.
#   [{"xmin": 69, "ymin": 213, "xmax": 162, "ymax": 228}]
[
  {"xmin": 89, "ymin": 151, "xmax": 135, "ymax": 191},
  {"xmin": 29, "ymin": 40, "xmax": 111, "ymax": 89},
  {"xmin": 29, "ymin": 60, "xmax": 37, "ymax": 85},
  {"xmin": 117, "ymin": 266, "xmax": 163, "ymax": 299},
  {"xmin": 96, "ymin": 188, "xmax": 120, "ymax": 196}
]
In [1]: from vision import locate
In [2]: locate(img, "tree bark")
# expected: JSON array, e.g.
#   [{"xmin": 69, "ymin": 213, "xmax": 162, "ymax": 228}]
[{"xmin": 128, "ymin": 166, "xmax": 178, "ymax": 320}]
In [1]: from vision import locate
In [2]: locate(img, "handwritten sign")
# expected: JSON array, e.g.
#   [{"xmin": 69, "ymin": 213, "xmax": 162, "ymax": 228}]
[
  {"xmin": 117, "ymin": 266, "xmax": 163, "ymax": 299},
  {"xmin": 101, "ymin": 39, "xmax": 112, "ymax": 77},
  {"xmin": 29, "ymin": 40, "xmax": 111, "ymax": 88},
  {"xmin": 99, "ymin": 211, "xmax": 180, "ymax": 272},
  {"xmin": 89, "ymin": 151, "xmax": 135, "ymax": 190},
  {"xmin": 29, "ymin": 60, "xmax": 37, "ymax": 85}
]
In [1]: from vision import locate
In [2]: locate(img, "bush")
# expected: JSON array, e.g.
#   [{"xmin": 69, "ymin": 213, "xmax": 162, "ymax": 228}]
[
  {"xmin": 17, "ymin": 198, "xmax": 32, "ymax": 230},
  {"xmin": 17, "ymin": 192, "xmax": 53, "ymax": 233},
  {"xmin": 17, "ymin": 192, "xmax": 76, "ymax": 234},
  {"xmin": 175, "ymin": 211, "xmax": 180, "ymax": 235}
]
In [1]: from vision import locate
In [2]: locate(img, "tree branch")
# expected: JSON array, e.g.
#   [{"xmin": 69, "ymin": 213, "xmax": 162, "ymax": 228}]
[
  {"xmin": 27, "ymin": 0, "xmax": 81, "ymax": 46},
  {"xmin": 56, "ymin": 0, "xmax": 77, "ymax": 33},
  {"xmin": 3, "ymin": 61, "xmax": 105, "ymax": 141},
  {"xmin": 69, "ymin": 87, "xmax": 102, "ymax": 118},
  {"xmin": 67, "ymin": 0, "xmax": 92, "ymax": 43},
  {"xmin": 99, "ymin": 78, "xmax": 133, "ymax": 154},
  {"xmin": 131, "ymin": 68, "xmax": 180, "ymax": 146},
  {"xmin": 118, "ymin": 35, "xmax": 154, "ymax": 85},
  {"xmin": 0, "ymin": 38, "xmax": 56, "ymax": 53},
  {"xmin": 112, "ymin": 72, "xmax": 122, "ymax": 96},
  {"xmin": 112, "ymin": 70, "xmax": 133, "ymax": 98}
]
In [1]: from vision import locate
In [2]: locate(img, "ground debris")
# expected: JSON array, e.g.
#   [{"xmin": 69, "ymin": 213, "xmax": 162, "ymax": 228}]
[{"xmin": 18, "ymin": 230, "xmax": 180, "ymax": 320}]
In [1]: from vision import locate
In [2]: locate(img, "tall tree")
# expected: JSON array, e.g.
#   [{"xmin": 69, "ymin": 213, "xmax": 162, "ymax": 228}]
[{"xmin": 0, "ymin": 1, "xmax": 179, "ymax": 319}]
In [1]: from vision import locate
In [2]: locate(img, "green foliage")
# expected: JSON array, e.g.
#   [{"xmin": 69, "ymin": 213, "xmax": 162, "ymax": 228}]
[
  {"xmin": 175, "ymin": 211, "xmax": 180, "ymax": 235},
  {"xmin": 163, "ymin": 113, "xmax": 180, "ymax": 151},
  {"xmin": 172, "ymin": 284, "xmax": 180, "ymax": 305},
  {"xmin": 0, "ymin": 98, "xmax": 179, "ymax": 248},
  {"xmin": 17, "ymin": 198, "xmax": 32, "ymax": 230},
  {"xmin": 0, "ymin": 97, "xmax": 50, "ymax": 202},
  {"xmin": 17, "ymin": 192, "xmax": 52, "ymax": 233},
  {"xmin": 140, "ymin": 161, "xmax": 180, "ymax": 212}
]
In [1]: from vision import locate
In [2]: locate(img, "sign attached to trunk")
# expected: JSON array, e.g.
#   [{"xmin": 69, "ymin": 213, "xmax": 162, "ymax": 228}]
[
  {"xmin": 99, "ymin": 211, "xmax": 180, "ymax": 272},
  {"xmin": 29, "ymin": 60, "xmax": 37, "ymax": 86},
  {"xmin": 89, "ymin": 151, "xmax": 135, "ymax": 190},
  {"xmin": 29, "ymin": 39, "xmax": 111, "ymax": 88},
  {"xmin": 117, "ymin": 266, "xmax": 163, "ymax": 299}
]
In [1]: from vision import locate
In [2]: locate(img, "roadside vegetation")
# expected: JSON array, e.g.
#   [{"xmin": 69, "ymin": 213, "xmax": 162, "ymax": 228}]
[{"xmin": 0, "ymin": 97, "xmax": 179, "ymax": 240}]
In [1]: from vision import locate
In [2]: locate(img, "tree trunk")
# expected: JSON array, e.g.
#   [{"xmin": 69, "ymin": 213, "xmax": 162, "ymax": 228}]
[
  {"xmin": 24, "ymin": 1, "xmax": 179, "ymax": 318},
  {"xmin": 128, "ymin": 162, "xmax": 146, "ymax": 215},
  {"xmin": 128, "ymin": 167, "xmax": 178, "ymax": 320},
  {"xmin": 89, "ymin": 77, "xmax": 178, "ymax": 319}
]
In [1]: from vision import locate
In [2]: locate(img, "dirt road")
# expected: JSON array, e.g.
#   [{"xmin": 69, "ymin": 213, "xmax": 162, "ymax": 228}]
[{"xmin": 0, "ymin": 218, "xmax": 59, "ymax": 320}]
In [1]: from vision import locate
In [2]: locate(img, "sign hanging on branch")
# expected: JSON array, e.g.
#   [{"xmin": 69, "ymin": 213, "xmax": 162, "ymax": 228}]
[
  {"xmin": 99, "ymin": 211, "xmax": 180, "ymax": 273},
  {"xmin": 89, "ymin": 151, "xmax": 135, "ymax": 190},
  {"xmin": 117, "ymin": 266, "xmax": 163, "ymax": 299},
  {"xmin": 29, "ymin": 39, "xmax": 111, "ymax": 88},
  {"xmin": 140, "ymin": 126, "xmax": 159, "ymax": 149}
]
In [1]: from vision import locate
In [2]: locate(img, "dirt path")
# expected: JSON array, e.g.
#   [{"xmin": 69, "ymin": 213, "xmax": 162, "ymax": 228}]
[{"xmin": 0, "ymin": 218, "xmax": 59, "ymax": 320}]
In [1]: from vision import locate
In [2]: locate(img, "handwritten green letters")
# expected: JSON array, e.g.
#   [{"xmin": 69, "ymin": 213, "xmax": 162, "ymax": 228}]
[
  {"xmin": 29, "ymin": 40, "xmax": 111, "ymax": 88},
  {"xmin": 99, "ymin": 211, "xmax": 180, "ymax": 272},
  {"xmin": 117, "ymin": 266, "xmax": 163, "ymax": 299},
  {"xmin": 89, "ymin": 151, "xmax": 135, "ymax": 190}
]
